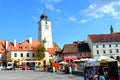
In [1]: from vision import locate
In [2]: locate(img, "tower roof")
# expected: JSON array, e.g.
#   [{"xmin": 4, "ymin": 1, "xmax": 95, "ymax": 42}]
[
  {"xmin": 40, "ymin": 13, "xmax": 48, "ymax": 20},
  {"xmin": 110, "ymin": 25, "xmax": 114, "ymax": 34}
]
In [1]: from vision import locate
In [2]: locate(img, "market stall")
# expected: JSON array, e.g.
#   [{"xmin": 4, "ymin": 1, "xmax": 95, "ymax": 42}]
[
  {"xmin": 58, "ymin": 61, "xmax": 67, "ymax": 71},
  {"xmin": 96, "ymin": 56, "xmax": 118, "ymax": 80},
  {"xmin": 86, "ymin": 56, "xmax": 119, "ymax": 80},
  {"xmin": 73, "ymin": 58, "xmax": 90, "ymax": 73}
]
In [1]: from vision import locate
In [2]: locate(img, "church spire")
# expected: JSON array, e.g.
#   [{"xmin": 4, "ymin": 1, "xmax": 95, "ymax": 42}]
[
  {"xmin": 110, "ymin": 25, "xmax": 114, "ymax": 34},
  {"xmin": 40, "ymin": 10, "xmax": 48, "ymax": 20}
]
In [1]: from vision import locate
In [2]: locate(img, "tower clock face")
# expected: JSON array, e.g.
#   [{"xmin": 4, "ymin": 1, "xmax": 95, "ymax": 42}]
[{"xmin": 44, "ymin": 25, "xmax": 48, "ymax": 29}]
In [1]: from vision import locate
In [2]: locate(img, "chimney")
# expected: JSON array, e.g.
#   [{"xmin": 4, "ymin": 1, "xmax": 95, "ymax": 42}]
[
  {"xmin": 29, "ymin": 37, "xmax": 32, "ymax": 44},
  {"xmin": 14, "ymin": 39, "xmax": 16, "ymax": 47},
  {"xmin": 6, "ymin": 41, "xmax": 8, "ymax": 50}
]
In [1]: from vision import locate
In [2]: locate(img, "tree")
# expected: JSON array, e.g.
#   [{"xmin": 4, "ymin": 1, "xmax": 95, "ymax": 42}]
[
  {"xmin": 34, "ymin": 44, "xmax": 45, "ymax": 61},
  {"xmin": 43, "ymin": 38, "xmax": 47, "ymax": 43}
]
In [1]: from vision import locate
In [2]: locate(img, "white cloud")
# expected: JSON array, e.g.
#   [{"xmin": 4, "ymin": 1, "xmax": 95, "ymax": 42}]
[
  {"xmin": 82, "ymin": 0, "xmax": 120, "ymax": 19},
  {"xmin": 80, "ymin": 19, "xmax": 87, "ymax": 23},
  {"xmin": 45, "ymin": 3, "xmax": 54, "ymax": 11},
  {"xmin": 89, "ymin": 4, "xmax": 96, "ymax": 9},
  {"xmin": 40, "ymin": 0, "xmax": 62, "ymax": 12},
  {"xmin": 69, "ymin": 17, "xmax": 87, "ymax": 23},
  {"xmin": 69, "ymin": 16, "xmax": 77, "ymax": 22}
]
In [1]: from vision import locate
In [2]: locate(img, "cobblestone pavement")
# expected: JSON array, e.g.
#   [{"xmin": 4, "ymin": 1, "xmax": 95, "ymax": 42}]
[{"xmin": 0, "ymin": 70, "xmax": 84, "ymax": 80}]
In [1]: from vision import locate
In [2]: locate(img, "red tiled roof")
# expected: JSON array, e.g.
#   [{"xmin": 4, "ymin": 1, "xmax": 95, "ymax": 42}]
[
  {"xmin": 88, "ymin": 33, "xmax": 120, "ymax": 43},
  {"xmin": 62, "ymin": 41, "xmax": 91, "ymax": 54},
  {"xmin": 10, "ymin": 40, "xmax": 41, "ymax": 51},
  {"xmin": 0, "ymin": 45, "xmax": 5, "ymax": 53},
  {"xmin": 0, "ymin": 39, "xmax": 61, "ymax": 55},
  {"xmin": 0, "ymin": 40, "xmax": 6, "ymax": 44},
  {"xmin": 53, "ymin": 42, "xmax": 61, "ymax": 52},
  {"xmin": 7, "ymin": 42, "xmax": 14, "ymax": 51},
  {"xmin": 47, "ymin": 42, "xmax": 61, "ymax": 55},
  {"xmin": 0, "ymin": 40, "xmax": 6, "ymax": 53},
  {"xmin": 47, "ymin": 48, "xmax": 55, "ymax": 55}
]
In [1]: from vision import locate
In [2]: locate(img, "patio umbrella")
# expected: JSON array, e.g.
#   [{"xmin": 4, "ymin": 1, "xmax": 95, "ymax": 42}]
[
  {"xmin": 97, "ymin": 56, "xmax": 116, "ymax": 62},
  {"xmin": 87, "ymin": 58, "xmax": 100, "ymax": 66},
  {"xmin": 59, "ymin": 61, "xmax": 68, "ymax": 64}
]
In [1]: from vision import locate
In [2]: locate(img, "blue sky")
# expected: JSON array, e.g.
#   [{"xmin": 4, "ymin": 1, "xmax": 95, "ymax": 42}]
[{"xmin": 0, "ymin": 0, "xmax": 120, "ymax": 48}]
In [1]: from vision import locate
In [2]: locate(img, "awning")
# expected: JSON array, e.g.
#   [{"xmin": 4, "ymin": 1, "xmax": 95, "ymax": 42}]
[
  {"xmin": 59, "ymin": 61, "xmax": 68, "ymax": 64},
  {"xmin": 22, "ymin": 61, "xmax": 41, "ymax": 63}
]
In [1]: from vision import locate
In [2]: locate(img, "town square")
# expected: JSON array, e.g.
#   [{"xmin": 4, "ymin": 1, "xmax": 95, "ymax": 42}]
[{"xmin": 0, "ymin": 0, "xmax": 120, "ymax": 80}]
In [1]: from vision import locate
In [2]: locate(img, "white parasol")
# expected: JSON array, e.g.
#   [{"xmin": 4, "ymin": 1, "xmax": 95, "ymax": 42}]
[{"xmin": 59, "ymin": 61, "xmax": 68, "ymax": 64}]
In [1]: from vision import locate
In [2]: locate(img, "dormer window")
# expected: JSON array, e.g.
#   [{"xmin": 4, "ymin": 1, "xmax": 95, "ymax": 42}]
[
  {"xmin": 19, "ymin": 46, "xmax": 22, "ymax": 49},
  {"xmin": 25, "ymin": 46, "xmax": 29, "ymax": 49},
  {"xmin": 31, "ymin": 46, "xmax": 34, "ymax": 49}
]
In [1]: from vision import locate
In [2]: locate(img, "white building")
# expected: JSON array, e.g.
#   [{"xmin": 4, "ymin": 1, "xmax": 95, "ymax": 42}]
[
  {"xmin": 38, "ymin": 13, "xmax": 62, "ymax": 64},
  {"xmin": 38, "ymin": 13, "xmax": 54, "ymax": 65},
  {"xmin": 6, "ymin": 37, "xmax": 41, "ymax": 65},
  {"xmin": 87, "ymin": 27, "xmax": 120, "ymax": 58},
  {"xmin": 38, "ymin": 13, "xmax": 53, "ymax": 49}
]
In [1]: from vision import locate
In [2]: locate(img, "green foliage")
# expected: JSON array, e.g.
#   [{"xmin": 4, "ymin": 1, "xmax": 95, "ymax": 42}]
[
  {"xmin": 43, "ymin": 38, "xmax": 47, "ymax": 43},
  {"xmin": 34, "ymin": 44, "xmax": 45, "ymax": 61}
]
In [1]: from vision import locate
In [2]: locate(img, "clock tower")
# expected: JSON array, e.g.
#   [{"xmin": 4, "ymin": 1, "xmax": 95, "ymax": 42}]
[{"xmin": 38, "ymin": 13, "xmax": 53, "ymax": 49}]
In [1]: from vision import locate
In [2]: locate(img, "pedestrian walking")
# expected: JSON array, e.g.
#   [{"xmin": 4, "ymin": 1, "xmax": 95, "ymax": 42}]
[
  {"xmin": 84, "ymin": 65, "xmax": 88, "ymax": 80},
  {"xmin": 68, "ymin": 66, "xmax": 73, "ymax": 78},
  {"xmin": 53, "ymin": 67, "xmax": 55, "ymax": 74}
]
